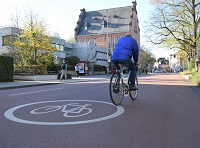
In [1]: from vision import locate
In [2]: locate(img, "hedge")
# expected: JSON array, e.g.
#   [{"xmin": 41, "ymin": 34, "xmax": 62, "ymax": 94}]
[
  {"xmin": 94, "ymin": 65, "xmax": 104, "ymax": 71},
  {"xmin": 19, "ymin": 64, "xmax": 48, "ymax": 75},
  {"xmin": 0, "ymin": 56, "xmax": 14, "ymax": 82}
]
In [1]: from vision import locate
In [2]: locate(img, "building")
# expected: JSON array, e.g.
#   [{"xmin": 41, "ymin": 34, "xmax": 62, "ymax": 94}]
[
  {"xmin": 169, "ymin": 53, "xmax": 184, "ymax": 72},
  {"xmin": 154, "ymin": 57, "xmax": 170, "ymax": 71},
  {"xmin": 51, "ymin": 37, "xmax": 73, "ymax": 64},
  {"xmin": 74, "ymin": 1, "xmax": 140, "ymax": 63},
  {"xmin": 0, "ymin": 26, "xmax": 22, "ymax": 55}
]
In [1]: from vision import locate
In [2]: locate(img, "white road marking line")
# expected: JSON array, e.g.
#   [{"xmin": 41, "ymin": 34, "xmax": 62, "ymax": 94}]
[
  {"xmin": 10, "ymin": 88, "xmax": 62, "ymax": 96},
  {"xmin": 67, "ymin": 81, "xmax": 109, "ymax": 84}
]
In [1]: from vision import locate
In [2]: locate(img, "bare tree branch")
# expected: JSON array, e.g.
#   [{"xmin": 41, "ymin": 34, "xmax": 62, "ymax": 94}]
[{"xmin": 145, "ymin": 0, "xmax": 200, "ymax": 67}]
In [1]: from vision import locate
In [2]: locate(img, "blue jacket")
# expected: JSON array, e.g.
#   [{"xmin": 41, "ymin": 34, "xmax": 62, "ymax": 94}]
[{"xmin": 112, "ymin": 36, "xmax": 138, "ymax": 63}]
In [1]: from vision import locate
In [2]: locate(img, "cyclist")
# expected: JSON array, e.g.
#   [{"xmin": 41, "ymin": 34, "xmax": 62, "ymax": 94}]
[{"xmin": 112, "ymin": 31, "xmax": 139, "ymax": 91}]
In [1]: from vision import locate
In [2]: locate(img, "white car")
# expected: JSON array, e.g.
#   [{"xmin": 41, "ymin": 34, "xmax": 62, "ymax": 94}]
[{"xmin": 154, "ymin": 70, "xmax": 162, "ymax": 73}]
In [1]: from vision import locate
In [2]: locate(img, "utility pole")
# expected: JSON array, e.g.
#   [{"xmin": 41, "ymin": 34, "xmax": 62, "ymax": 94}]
[{"xmin": 105, "ymin": 10, "xmax": 109, "ymax": 75}]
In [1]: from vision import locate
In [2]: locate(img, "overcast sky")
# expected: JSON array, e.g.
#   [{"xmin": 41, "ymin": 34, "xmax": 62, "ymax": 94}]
[{"xmin": 0, "ymin": 0, "xmax": 175, "ymax": 59}]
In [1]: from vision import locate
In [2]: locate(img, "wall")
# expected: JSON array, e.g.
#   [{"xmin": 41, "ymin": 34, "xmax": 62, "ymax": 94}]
[
  {"xmin": 14, "ymin": 75, "xmax": 57, "ymax": 81},
  {"xmin": 72, "ymin": 42, "xmax": 108, "ymax": 68}
]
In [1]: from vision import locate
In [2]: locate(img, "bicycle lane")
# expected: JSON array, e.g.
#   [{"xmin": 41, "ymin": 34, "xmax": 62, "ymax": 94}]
[{"xmin": 1, "ymin": 74, "xmax": 200, "ymax": 148}]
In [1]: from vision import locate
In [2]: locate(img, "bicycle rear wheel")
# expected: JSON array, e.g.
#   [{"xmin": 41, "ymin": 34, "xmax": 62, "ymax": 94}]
[
  {"xmin": 128, "ymin": 75, "xmax": 138, "ymax": 100},
  {"xmin": 109, "ymin": 72, "xmax": 124, "ymax": 106}
]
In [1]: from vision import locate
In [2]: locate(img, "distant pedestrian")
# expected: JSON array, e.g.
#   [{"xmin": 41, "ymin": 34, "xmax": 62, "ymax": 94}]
[
  {"xmin": 75, "ymin": 64, "xmax": 80, "ymax": 77},
  {"xmin": 145, "ymin": 68, "xmax": 148, "ymax": 74},
  {"xmin": 60, "ymin": 59, "xmax": 67, "ymax": 81}
]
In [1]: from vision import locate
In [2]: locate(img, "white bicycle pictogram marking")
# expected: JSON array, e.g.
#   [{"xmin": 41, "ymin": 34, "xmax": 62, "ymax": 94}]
[
  {"xmin": 30, "ymin": 103, "xmax": 92, "ymax": 117},
  {"xmin": 4, "ymin": 100, "xmax": 124, "ymax": 125}
]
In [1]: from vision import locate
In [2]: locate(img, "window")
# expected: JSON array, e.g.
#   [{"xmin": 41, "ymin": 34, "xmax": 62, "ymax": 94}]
[
  {"xmin": 64, "ymin": 47, "xmax": 72, "ymax": 57},
  {"xmin": 113, "ymin": 15, "xmax": 117, "ymax": 18},
  {"xmin": 51, "ymin": 43, "xmax": 56, "ymax": 48},
  {"xmin": 2, "ymin": 35, "xmax": 11, "ymax": 46},
  {"xmin": 108, "ymin": 37, "xmax": 110, "ymax": 49},
  {"xmin": 2, "ymin": 35, "xmax": 19, "ymax": 46},
  {"xmin": 56, "ymin": 44, "xmax": 60, "ymax": 49},
  {"xmin": 134, "ymin": 20, "xmax": 137, "ymax": 29},
  {"xmin": 112, "ymin": 37, "xmax": 116, "ymax": 49},
  {"xmin": 60, "ymin": 45, "xmax": 64, "ymax": 51}
]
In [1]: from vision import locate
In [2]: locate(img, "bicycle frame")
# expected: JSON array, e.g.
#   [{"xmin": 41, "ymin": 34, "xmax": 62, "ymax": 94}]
[
  {"xmin": 117, "ymin": 64, "xmax": 130, "ymax": 96},
  {"xmin": 109, "ymin": 64, "xmax": 138, "ymax": 106}
]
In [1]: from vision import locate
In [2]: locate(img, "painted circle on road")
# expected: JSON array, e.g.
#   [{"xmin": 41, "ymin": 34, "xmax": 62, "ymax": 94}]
[{"xmin": 4, "ymin": 100, "xmax": 124, "ymax": 125}]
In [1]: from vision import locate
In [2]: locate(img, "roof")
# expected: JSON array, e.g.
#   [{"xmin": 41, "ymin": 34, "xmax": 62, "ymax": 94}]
[
  {"xmin": 76, "ymin": 6, "xmax": 132, "ymax": 36},
  {"xmin": 158, "ymin": 58, "xmax": 169, "ymax": 64}
]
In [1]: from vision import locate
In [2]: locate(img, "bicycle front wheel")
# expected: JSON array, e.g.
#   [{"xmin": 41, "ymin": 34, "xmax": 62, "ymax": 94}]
[
  {"xmin": 128, "ymin": 75, "xmax": 138, "ymax": 100},
  {"xmin": 109, "ymin": 72, "xmax": 124, "ymax": 106}
]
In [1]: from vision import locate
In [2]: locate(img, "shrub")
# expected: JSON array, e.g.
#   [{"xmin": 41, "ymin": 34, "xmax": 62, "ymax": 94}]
[
  {"xmin": 0, "ymin": 56, "xmax": 14, "ymax": 82},
  {"xmin": 47, "ymin": 63, "xmax": 58, "ymax": 73},
  {"xmin": 189, "ymin": 72, "xmax": 200, "ymax": 86},
  {"xmin": 94, "ymin": 65, "xmax": 104, "ymax": 71},
  {"xmin": 188, "ymin": 61, "xmax": 195, "ymax": 72},
  {"xmin": 67, "ymin": 65, "xmax": 75, "ymax": 70},
  {"xmin": 180, "ymin": 70, "xmax": 192, "ymax": 75},
  {"xmin": 19, "ymin": 64, "xmax": 48, "ymax": 75}
]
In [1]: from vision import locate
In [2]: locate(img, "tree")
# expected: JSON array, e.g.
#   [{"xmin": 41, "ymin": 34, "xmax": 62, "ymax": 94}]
[
  {"xmin": 197, "ymin": 31, "xmax": 200, "ymax": 68},
  {"xmin": 148, "ymin": 0, "xmax": 162, "ymax": 5},
  {"xmin": 15, "ymin": 11, "xmax": 58, "ymax": 66},
  {"xmin": 2, "ymin": 10, "xmax": 23, "ymax": 69},
  {"xmin": 176, "ymin": 50, "xmax": 188, "ymax": 69},
  {"xmin": 197, "ymin": 31, "xmax": 200, "ymax": 56},
  {"xmin": 146, "ymin": 0, "xmax": 200, "ymax": 71},
  {"xmin": 5, "ymin": 9, "xmax": 57, "ymax": 70},
  {"xmin": 66, "ymin": 36, "xmax": 75, "ymax": 43},
  {"xmin": 139, "ymin": 46, "xmax": 156, "ymax": 70},
  {"xmin": 67, "ymin": 56, "xmax": 80, "ymax": 65}
]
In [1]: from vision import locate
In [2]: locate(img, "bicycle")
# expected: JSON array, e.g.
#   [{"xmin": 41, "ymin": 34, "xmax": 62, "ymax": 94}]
[
  {"xmin": 30, "ymin": 103, "xmax": 92, "ymax": 117},
  {"xmin": 109, "ymin": 63, "xmax": 138, "ymax": 106}
]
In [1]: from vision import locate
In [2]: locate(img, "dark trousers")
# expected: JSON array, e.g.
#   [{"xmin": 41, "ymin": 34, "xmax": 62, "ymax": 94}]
[
  {"xmin": 76, "ymin": 71, "xmax": 79, "ymax": 77},
  {"xmin": 112, "ymin": 58, "xmax": 136, "ymax": 86}
]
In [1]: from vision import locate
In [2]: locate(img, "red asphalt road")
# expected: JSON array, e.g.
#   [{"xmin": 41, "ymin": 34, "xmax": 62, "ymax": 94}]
[{"xmin": 0, "ymin": 73, "xmax": 200, "ymax": 148}]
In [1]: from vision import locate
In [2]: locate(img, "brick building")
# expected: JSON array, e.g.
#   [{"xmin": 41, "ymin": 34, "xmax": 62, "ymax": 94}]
[{"xmin": 74, "ymin": 1, "xmax": 140, "ymax": 61}]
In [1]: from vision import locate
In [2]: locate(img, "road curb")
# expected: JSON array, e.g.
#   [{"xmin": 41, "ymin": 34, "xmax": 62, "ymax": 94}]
[
  {"xmin": 0, "ymin": 78, "xmax": 108, "ymax": 90},
  {"xmin": 0, "ymin": 82, "xmax": 61, "ymax": 90}
]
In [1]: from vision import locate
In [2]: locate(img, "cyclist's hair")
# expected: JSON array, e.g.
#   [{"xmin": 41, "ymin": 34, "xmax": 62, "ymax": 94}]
[{"xmin": 125, "ymin": 31, "xmax": 131, "ymax": 36}]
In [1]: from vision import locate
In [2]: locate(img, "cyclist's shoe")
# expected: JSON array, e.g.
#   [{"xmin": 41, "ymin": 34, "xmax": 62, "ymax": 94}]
[
  {"xmin": 113, "ymin": 83, "xmax": 119, "ymax": 93},
  {"xmin": 129, "ymin": 86, "xmax": 138, "ymax": 91}
]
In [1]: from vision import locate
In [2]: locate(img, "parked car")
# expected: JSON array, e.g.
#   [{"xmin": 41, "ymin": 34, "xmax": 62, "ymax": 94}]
[
  {"xmin": 154, "ymin": 69, "xmax": 162, "ymax": 73},
  {"xmin": 161, "ymin": 69, "xmax": 166, "ymax": 73}
]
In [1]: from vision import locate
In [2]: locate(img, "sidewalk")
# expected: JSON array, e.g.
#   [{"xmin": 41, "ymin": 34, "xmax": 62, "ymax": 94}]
[
  {"xmin": 181, "ymin": 74, "xmax": 200, "ymax": 96},
  {"xmin": 0, "ymin": 75, "xmax": 110, "ymax": 90}
]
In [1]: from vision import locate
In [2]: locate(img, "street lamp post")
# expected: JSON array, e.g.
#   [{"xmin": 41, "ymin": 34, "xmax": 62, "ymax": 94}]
[{"xmin": 106, "ymin": 10, "xmax": 109, "ymax": 75}]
